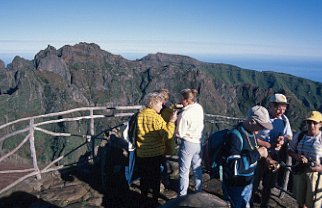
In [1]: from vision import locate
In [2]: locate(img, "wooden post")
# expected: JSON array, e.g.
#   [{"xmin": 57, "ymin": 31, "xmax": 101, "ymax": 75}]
[
  {"xmin": 29, "ymin": 118, "xmax": 41, "ymax": 180},
  {"xmin": 280, "ymin": 154, "xmax": 292, "ymax": 198},
  {"xmin": 90, "ymin": 109, "xmax": 95, "ymax": 136},
  {"xmin": 90, "ymin": 109, "xmax": 95, "ymax": 160}
]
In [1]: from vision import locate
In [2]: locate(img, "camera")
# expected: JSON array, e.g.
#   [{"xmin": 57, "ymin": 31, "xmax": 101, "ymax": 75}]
[
  {"xmin": 308, "ymin": 157, "xmax": 322, "ymax": 167},
  {"xmin": 309, "ymin": 161, "xmax": 316, "ymax": 167},
  {"xmin": 174, "ymin": 103, "xmax": 183, "ymax": 109}
]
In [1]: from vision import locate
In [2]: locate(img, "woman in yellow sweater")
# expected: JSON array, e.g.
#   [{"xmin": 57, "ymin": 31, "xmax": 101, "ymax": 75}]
[{"xmin": 136, "ymin": 92, "xmax": 177, "ymax": 207}]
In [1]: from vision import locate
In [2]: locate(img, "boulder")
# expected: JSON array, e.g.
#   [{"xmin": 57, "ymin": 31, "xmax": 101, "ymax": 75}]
[{"xmin": 160, "ymin": 192, "xmax": 230, "ymax": 208}]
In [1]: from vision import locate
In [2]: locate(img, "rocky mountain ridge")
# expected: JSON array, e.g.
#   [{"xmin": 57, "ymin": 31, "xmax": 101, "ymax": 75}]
[
  {"xmin": 0, "ymin": 42, "xmax": 321, "ymax": 157},
  {"xmin": 1, "ymin": 42, "xmax": 321, "ymax": 126}
]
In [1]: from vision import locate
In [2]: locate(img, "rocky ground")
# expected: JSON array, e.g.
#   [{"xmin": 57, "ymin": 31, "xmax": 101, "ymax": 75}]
[{"xmin": 0, "ymin": 156, "xmax": 297, "ymax": 208}]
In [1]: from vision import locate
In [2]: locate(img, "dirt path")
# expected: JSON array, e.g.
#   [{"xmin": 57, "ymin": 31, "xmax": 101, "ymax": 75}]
[{"xmin": 0, "ymin": 161, "xmax": 33, "ymax": 191}]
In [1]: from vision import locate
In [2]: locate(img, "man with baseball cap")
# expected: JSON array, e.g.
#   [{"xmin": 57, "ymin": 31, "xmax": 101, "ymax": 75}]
[
  {"xmin": 221, "ymin": 105, "xmax": 271, "ymax": 208},
  {"xmin": 253, "ymin": 93, "xmax": 293, "ymax": 208}
]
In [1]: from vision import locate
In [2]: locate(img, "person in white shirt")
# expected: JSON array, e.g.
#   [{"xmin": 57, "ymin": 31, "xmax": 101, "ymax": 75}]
[
  {"xmin": 176, "ymin": 88, "xmax": 204, "ymax": 197},
  {"xmin": 253, "ymin": 93, "xmax": 293, "ymax": 207}
]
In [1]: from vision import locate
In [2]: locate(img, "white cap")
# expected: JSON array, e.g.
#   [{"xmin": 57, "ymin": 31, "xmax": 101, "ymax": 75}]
[{"xmin": 269, "ymin": 94, "xmax": 288, "ymax": 104}]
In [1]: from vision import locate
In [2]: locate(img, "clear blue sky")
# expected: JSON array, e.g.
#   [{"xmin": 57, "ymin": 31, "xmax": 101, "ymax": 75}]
[{"xmin": 1, "ymin": 0, "xmax": 322, "ymax": 81}]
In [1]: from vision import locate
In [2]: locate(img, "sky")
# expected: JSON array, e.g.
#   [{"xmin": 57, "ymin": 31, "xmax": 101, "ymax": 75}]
[{"xmin": 1, "ymin": 0, "xmax": 322, "ymax": 82}]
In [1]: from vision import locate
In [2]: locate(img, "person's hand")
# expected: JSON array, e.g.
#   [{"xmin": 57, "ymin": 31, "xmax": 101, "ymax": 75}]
[
  {"xmin": 257, "ymin": 139, "xmax": 271, "ymax": 149},
  {"xmin": 169, "ymin": 110, "xmax": 177, "ymax": 123},
  {"xmin": 274, "ymin": 136, "xmax": 285, "ymax": 150},
  {"xmin": 266, "ymin": 156, "xmax": 280, "ymax": 172},
  {"xmin": 258, "ymin": 147, "xmax": 268, "ymax": 158},
  {"xmin": 296, "ymin": 154, "xmax": 308, "ymax": 164},
  {"xmin": 311, "ymin": 164, "xmax": 322, "ymax": 173}
]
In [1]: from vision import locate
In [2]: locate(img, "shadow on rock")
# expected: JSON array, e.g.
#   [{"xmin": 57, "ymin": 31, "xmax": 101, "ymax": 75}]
[
  {"xmin": 0, "ymin": 191, "xmax": 60, "ymax": 208},
  {"xmin": 59, "ymin": 133, "xmax": 142, "ymax": 207}
]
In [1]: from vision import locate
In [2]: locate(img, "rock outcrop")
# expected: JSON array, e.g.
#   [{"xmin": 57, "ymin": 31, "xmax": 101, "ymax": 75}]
[
  {"xmin": 0, "ymin": 42, "xmax": 321, "ymax": 161},
  {"xmin": 34, "ymin": 45, "xmax": 72, "ymax": 83},
  {"xmin": 0, "ymin": 59, "xmax": 5, "ymax": 70}
]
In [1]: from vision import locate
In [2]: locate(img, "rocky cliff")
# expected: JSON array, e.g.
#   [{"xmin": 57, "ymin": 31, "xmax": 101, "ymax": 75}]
[
  {"xmin": 1, "ymin": 42, "xmax": 321, "ymax": 125},
  {"xmin": 0, "ymin": 42, "xmax": 321, "ymax": 161}
]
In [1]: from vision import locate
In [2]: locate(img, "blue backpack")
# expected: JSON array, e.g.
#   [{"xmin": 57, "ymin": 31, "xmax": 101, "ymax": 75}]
[{"xmin": 204, "ymin": 128, "xmax": 243, "ymax": 179}]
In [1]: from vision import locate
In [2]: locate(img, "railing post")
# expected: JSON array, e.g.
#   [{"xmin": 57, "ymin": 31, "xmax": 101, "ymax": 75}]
[
  {"xmin": 29, "ymin": 118, "xmax": 41, "ymax": 180},
  {"xmin": 90, "ymin": 109, "xmax": 95, "ymax": 159}
]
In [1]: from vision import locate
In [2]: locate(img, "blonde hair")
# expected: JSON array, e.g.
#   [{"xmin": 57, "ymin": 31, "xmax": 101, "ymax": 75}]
[
  {"xmin": 144, "ymin": 92, "xmax": 163, "ymax": 108},
  {"xmin": 180, "ymin": 88, "xmax": 198, "ymax": 102},
  {"xmin": 158, "ymin": 89, "xmax": 169, "ymax": 102}
]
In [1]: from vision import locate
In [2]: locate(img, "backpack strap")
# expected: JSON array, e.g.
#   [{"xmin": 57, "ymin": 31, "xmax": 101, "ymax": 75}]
[{"xmin": 230, "ymin": 129, "xmax": 243, "ymax": 151}]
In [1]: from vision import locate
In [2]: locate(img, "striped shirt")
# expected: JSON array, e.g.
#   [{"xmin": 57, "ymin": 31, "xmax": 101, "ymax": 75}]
[
  {"xmin": 136, "ymin": 107, "xmax": 175, "ymax": 158},
  {"xmin": 290, "ymin": 131, "xmax": 322, "ymax": 164}
]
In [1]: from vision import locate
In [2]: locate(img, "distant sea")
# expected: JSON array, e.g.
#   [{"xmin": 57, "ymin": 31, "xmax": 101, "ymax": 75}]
[
  {"xmin": 1, "ymin": 53, "xmax": 321, "ymax": 83},
  {"xmin": 192, "ymin": 54, "xmax": 322, "ymax": 84},
  {"xmin": 123, "ymin": 53, "xmax": 322, "ymax": 83}
]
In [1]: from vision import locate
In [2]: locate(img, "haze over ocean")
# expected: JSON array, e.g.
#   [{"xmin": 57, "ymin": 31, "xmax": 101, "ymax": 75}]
[{"xmin": 194, "ymin": 54, "xmax": 322, "ymax": 83}]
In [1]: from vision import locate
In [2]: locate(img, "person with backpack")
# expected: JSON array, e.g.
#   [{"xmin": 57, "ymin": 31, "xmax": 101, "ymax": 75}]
[
  {"xmin": 176, "ymin": 89, "xmax": 204, "ymax": 197},
  {"xmin": 252, "ymin": 93, "xmax": 293, "ymax": 207},
  {"xmin": 288, "ymin": 111, "xmax": 322, "ymax": 208},
  {"xmin": 222, "ymin": 105, "xmax": 271, "ymax": 208},
  {"xmin": 136, "ymin": 92, "xmax": 177, "ymax": 207}
]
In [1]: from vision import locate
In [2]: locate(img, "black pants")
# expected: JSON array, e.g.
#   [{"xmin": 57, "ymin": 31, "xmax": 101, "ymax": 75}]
[{"xmin": 137, "ymin": 155, "xmax": 162, "ymax": 202}]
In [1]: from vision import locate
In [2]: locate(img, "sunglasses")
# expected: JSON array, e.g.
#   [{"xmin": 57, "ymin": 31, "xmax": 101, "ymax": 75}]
[
  {"xmin": 274, "ymin": 104, "xmax": 287, "ymax": 110},
  {"xmin": 306, "ymin": 120, "xmax": 320, "ymax": 125}
]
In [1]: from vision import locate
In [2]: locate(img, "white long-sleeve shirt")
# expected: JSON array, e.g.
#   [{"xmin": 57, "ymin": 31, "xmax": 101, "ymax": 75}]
[{"xmin": 176, "ymin": 102, "xmax": 204, "ymax": 143}]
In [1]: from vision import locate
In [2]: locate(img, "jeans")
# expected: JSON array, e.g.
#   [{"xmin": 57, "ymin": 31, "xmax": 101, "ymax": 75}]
[
  {"xmin": 178, "ymin": 139, "xmax": 202, "ymax": 196},
  {"xmin": 160, "ymin": 156, "xmax": 170, "ymax": 188},
  {"xmin": 222, "ymin": 182, "xmax": 253, "ymax": 208}
]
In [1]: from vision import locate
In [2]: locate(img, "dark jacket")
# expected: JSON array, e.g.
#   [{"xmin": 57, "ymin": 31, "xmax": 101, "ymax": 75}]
[{"xmin": 222, "ymin": 124, "xmax": 261, "ymax": 186}]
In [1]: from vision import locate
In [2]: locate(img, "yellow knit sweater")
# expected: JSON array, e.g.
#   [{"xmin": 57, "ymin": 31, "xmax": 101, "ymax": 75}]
[{"xmin": 136, "ymin": 108, "xmax": 175, "ymax": 158}]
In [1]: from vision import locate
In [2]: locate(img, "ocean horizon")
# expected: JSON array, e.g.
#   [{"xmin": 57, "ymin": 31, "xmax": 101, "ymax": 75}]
[
  {"xmin": 193, "ymin": 54, "xmax": 322, "ymax": 83},
  {"xmin": 1, "ymin": 53, "xmax": 321, "ymax": 83}
]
